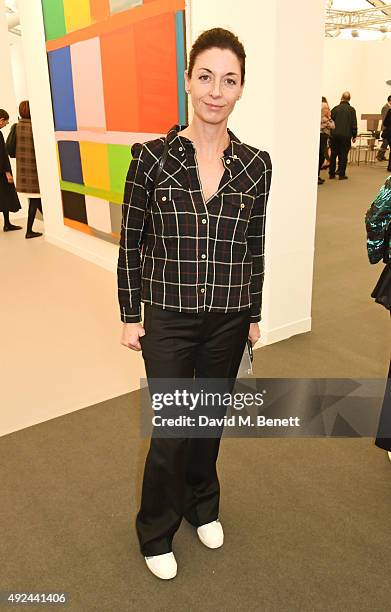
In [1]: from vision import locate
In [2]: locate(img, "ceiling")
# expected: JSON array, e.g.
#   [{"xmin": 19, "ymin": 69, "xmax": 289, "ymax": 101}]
[
  {"xmin": 4, "ymin": 0, "xmax": 391, "ymax": 41},
  {"xmin": 328, "ymin": 1, "xmax": 377, "ymax": 9},
  {"xmin": 325, "ymin": 0, "xmax": 391, "ymax": 39}
]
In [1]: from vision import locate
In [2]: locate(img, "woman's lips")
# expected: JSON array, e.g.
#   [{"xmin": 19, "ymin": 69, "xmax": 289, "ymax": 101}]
[{"xmin": 205, "ymin": 103, "xmax": 224, "ymax": 110}]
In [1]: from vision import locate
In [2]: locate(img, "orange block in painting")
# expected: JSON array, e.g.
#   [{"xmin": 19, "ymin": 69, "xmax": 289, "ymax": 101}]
[
  {"xmin": 101, "ymin": 13, "xmax": 178, "ymax": 133},
  {"xmin": 134, "ymin": 12, "xmax": 178, "ymax": 133},
  {"xmin": 64, "ymin": 218, "xmax": 94, "ymax": 234},
  {"xmin": 101, "ymin": 24, "xmax": 139, "ymax": 132},
  {"xmin": 89, "ymin": 0, "xmax": 110, "ymax": 22}
]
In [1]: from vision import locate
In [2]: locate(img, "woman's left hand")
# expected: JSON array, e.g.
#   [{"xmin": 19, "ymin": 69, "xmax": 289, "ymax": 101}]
[{"xmin": 248, "ymin": 322, "xmax": 261, "ymax": 346}]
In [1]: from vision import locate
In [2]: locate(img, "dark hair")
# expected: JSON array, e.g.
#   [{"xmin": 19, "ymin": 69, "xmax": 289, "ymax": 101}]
[
  {"xmin": 388, "ymin": 95, "xmax": 391, "ymax": 103},
  {"xmin": 19, "ymin": 100, "xmax": 30, "ymax": 119},
  {"xmin": 188, "ymin": 28, "xmax": 246, "ymax": 84},
  {"xmin": 322, "ymin": 96, "xmax": 328, "ymax": 103},
  {"xmin": 0, "ymin": 109, "xmax": 9, "ymax": 121}
]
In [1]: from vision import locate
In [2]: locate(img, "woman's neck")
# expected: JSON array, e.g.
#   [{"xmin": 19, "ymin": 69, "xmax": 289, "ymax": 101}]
[{"xmin": 179, "ymin": 118, "xmax": 230, "ymax": 158}]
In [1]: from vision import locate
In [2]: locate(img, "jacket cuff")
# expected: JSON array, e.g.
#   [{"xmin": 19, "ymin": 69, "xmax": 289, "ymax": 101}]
[
  {"xmin": 120, "ymin": 306, "xmax": 141, "ymax": 324},
  {"xmin": 250, "ymin": 313, "xmax": 261, "ymax": 323}
]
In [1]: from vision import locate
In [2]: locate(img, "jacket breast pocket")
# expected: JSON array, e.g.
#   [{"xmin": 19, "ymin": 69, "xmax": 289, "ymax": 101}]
[
  {"xmin": 221, "ymin": 192, "xmax": 254, "ymax": 218},
  {"xmin": 151, "ymin": 187, "xmax": 188, "ymax": 237},
  {"xmin": 222, "ymin": 191, "xmax": 255, "ymax": 219},
  {"xmin": 217, "ymin": 192, "xmax": 255, "ymax": 241}
]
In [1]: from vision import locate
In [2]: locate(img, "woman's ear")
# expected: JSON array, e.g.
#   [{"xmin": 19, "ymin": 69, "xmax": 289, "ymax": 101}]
[{"xmin": 184, "ymin": 70, "xmax": 190, "ymax": 93}]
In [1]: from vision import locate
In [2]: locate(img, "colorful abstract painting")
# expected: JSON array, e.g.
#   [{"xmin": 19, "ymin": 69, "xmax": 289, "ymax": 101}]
[{"xmin": 41, "ymin": 0, "xmax": 187, "ymax": 242}]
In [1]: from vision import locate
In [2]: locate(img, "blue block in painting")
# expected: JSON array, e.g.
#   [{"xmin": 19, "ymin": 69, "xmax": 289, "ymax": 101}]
[
  {"xmin": 48, "ymin": 47, "xmax": 77, "ymax": 131},
  {"xmin": 175, "ymin": 11, "xmax": 186, "ymax": 125},
  {"xmin": 58, "ymin": 141, "xmax": 83, "ymax": 184}
]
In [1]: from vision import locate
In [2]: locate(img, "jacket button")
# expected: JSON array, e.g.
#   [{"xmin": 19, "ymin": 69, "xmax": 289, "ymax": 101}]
[
  {"xmin": 200, "ymin": 287, "xmax": 205, "ymax": 293},
  {"xmin": 226, "ymin": 159, "xmax": 231, "ymax": 165},
  {"xmin": 240, "ymin": 202, "xmax": 245, "ymax": 209},
  {"xmin": 201, "ymin": 218, "xmax": 207, "ymax": 224},
  {"xmin": 201, "ymin": 253, "xmax": 206, "ymax": 259},
  {"xmin": 162, "ymin": 196, "xmax": 167, "ymax": 202}
]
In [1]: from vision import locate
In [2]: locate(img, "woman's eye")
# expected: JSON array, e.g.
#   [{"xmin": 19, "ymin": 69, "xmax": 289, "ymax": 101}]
[
  {"xmin": 226, "ymin": 79, "xmax": 236, "ymax": 86},
  {"xmin": 199, "ymin": 74, "xmax": 210, "ymax": 81}
]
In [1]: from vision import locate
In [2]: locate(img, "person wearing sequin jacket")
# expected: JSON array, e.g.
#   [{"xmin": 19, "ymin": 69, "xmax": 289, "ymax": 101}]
[{"xmin": 365, "ymin": 176, "xmax": 391, "ymax": 458}]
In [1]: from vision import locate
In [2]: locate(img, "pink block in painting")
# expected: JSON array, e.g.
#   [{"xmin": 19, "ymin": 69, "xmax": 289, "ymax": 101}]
[{"xmin": 70, "ymin": 37, "xmax": 106, "ymax": 131}]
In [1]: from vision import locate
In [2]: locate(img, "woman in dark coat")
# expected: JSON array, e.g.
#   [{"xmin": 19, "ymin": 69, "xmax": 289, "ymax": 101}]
[
  {"xmin": 365, "ymin": 176, "xmax": 391, "ymax": 460},
  {"xmin": 0, "ymin": 108, "xmax": 21, "ymax": 231}
]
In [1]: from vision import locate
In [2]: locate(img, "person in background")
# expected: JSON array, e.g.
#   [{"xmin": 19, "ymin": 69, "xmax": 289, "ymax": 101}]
[
  {"xmin": 365, "ymin": 176, "xmax": 391, "ymax": 462},
  {"xmin": 318, "ymin": 96, "xmax": 335, "ymax": 185},
  {"xmin": 0, "ymin": 108, "xmax": 21, "ymax": 231},
  {"xmin": 329, "ymin": 91, "xmax": 357, "ymax": 180},
  {"xmin": 376, "ymin": 95, "xmax": 391, "ymax": 162},
  {"xmin": 380, "ymin": 107, "xmax": 391, "ymax": 175},
  {"xmin": 15, "ymin": 100, "xmax": 43, "ymax": 239}
]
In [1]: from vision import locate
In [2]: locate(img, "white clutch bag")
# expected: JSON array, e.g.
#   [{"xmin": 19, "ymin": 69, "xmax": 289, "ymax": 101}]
[{"xmin": 237, "ymin": 340, "xmax": 253, "ymax": 377}]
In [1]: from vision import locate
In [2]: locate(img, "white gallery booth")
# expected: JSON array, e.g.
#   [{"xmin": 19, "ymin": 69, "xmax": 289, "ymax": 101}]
[{"xmin": 2, "ymin": 0, "xmax": 326, "ymax": 346}]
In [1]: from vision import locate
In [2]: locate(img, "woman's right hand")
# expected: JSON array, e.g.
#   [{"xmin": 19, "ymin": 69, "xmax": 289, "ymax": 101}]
[{"xmin": 120, "ymin": 322, "xmax": 145, "ymax": 351}]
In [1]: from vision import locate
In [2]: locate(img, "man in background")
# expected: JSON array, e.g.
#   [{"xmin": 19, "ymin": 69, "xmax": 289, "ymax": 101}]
[
  {"xmin": 377, "ymin": 94, "xmax": 391, "ymax": 162},
  {"xmin": 329, "ymin": 91, "xmax": 357, "ymax": 180}
]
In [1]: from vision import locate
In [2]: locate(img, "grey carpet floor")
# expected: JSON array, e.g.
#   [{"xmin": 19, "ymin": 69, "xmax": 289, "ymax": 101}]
[{"xmin": 1, "ymin": 163, "xmax": 391, "ymax": 611}]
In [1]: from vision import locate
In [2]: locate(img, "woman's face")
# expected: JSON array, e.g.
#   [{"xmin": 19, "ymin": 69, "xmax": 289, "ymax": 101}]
[
  {"xmin": 0, "ymin": 118, "xmax": 9, "ymax": 129},
  {"xmin": 185, "ymin": 47, "xmax": 244, "ymax": 126}
]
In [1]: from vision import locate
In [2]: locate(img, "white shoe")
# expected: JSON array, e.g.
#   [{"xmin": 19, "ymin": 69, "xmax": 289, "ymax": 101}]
[
  {"xmin": 197, "ymin": 519, "xmax": 224, "ymax": 549},
  {"xmin": 144, "ymin": 552, "xmax": 177, "ymax": 580},
  {"xmin": 388, "ymin": 451, "xmax": 391, "ymax": 463}
]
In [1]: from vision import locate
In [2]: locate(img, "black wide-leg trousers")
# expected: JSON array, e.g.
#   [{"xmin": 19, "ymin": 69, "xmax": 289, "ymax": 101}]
[{"xmin": 136, "ymin": 304, "xmax": 251, "ymax": 556}]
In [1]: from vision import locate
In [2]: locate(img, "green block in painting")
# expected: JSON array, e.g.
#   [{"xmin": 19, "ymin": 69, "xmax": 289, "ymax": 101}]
[
  {"xmin": 41, "ymin": 0, "xmax": 66, "ymax": 41},
  {"xmin": 108, "ymin": 144, "xmax": 132, "ymax": 195}
]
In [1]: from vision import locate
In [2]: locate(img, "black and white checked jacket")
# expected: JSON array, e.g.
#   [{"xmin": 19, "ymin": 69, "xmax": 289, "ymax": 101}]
[{"xmin": 118, "ymin": 124, "xmax": 272, "ymax": 324}]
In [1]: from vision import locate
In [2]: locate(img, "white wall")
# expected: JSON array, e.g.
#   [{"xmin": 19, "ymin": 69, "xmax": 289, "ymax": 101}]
[
  {"xmin": 191, "ymin": 0, "xmax": 325, "ymax": 344},
  {"xmin": 9, "ymin": 33, "xmax": 28, "ymax": 102},
  {"xmin": 17, "ymin": 0, "xmax": 325, "ymax": 344},
  {"xmin": 322, "ymin": 38, "xmax": 391, "ymax": 132}
]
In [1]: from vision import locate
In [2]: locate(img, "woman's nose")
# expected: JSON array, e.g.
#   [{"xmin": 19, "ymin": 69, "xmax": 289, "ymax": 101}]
[{"xmin": 210, "ymin": 81, "xmax": 222, "ymax": 97}]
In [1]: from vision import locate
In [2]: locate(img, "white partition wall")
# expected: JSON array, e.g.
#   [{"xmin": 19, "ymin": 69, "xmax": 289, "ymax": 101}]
[
  {"xmin": 17, "ymin": 0, "xmax": 325, "ymax": 344},
  {"xmin": 323, "ymin": 38, "xmax": 391, "ymax": 133},
  {"xmin": 191, "ymin": 0, "xmax": 325, "ymax": 344},
  {"xmin": 264, "ymin": 0, "xmax": 325, "ymax": 344}
]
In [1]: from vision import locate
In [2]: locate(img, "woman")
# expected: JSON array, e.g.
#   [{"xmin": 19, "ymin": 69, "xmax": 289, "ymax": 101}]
[
  {"xmin": 0, "ymin": 108, "xmax": 21, "ymax": 231},
  {"xmin": 117, "ymin": 28, "xmax": 272, "ymax": 580},
  {"xmin": 318, "ymin": 96, "xmax": 334, "ymax": 185},
  {"xmin": 365, "ymin": 176, "xmax": 391, "ymax": 461},
  {"xmin": 15, "ymin": 100, "xmax": 43, "ymax": 239}
]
